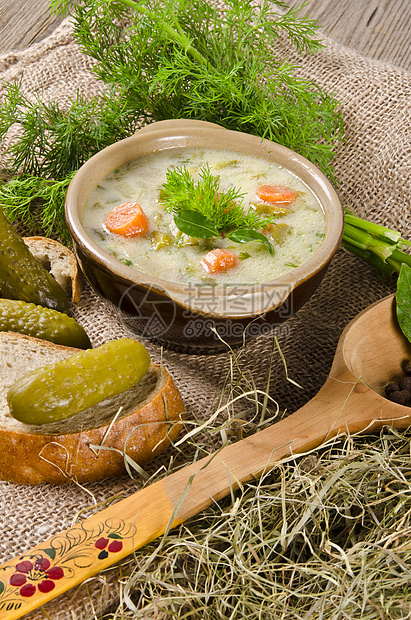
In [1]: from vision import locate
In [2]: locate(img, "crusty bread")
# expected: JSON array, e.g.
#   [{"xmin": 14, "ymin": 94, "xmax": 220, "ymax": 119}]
[
  {"xmin": 23, "ymin": 236, "xmax": 82, "ymax": 303},
  {"xmin": 0, "ymin": 332, "xmax": 185, "ymax": 485}
]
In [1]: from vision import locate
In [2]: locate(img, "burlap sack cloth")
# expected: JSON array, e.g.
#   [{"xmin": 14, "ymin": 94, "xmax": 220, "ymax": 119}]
[{"xmin": 0, "ymin": 11, "xmax": 410, "ymax": 620}]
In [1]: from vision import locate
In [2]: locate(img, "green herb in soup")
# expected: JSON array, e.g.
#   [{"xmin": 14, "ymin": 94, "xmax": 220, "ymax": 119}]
[
  {"xmin": 83, "ymin": 148, "xmax": 326, "ymax": 285},
  {"xmin": 160, "ymin": 165, "xmax": 275, "ymax": 253}
]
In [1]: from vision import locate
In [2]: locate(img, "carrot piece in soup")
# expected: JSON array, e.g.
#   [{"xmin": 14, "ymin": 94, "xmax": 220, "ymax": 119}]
[
  {"xmin": 105, "ymin": 202, "xmax": 149, "ymax": 237},
  {"xmin": 256, "ymin": 184, "xmax": 298, "ymax": 205},
  {"xmin": 201, "ymin": 248, "xmax": 240, "ymax": 273}
]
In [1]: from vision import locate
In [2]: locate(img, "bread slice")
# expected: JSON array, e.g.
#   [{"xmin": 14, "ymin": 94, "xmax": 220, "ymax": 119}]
[
  {"xmin": 23, "ymin": 236, "xmax": 82, "ymax": 303},
  {"xmin": 0, "ymin": 332, "xmax": 185, "ymax": 485}
]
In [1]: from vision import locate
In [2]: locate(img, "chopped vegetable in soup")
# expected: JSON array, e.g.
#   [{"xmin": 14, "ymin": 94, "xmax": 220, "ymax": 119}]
[
  {"xmin": 105, "ymin": 201, "xmax": 149, "ymax": 237},
  {"xmin": 255, "ymin": 184, "xmax": 298, "ymax": 206},
  {"xmin": 83, "ymin": 148, "xmax": 326, "ymax": 285},
  {"xmin": 202, "ymin": 249, "xmax": 240, "ymax": 274}
]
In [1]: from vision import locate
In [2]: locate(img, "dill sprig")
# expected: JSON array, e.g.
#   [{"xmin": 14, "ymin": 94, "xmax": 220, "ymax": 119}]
[
  {"xmin": 160, "ymin": 165, "xmax": 275, "ymax": 252},
  {"xmin": 0, "ymin": 174, "xmax": 75, "ymax": 243},
  {"xmin": 0, "ymin": 81, "xmax": 139, "ymax": 179},
  {"xmin": 0, "ymin": 82, "xmax": 139, "ymax": 239},
  {"xmin": 161, "ymin": 165, "xmax": 269, "ymax": 233}
]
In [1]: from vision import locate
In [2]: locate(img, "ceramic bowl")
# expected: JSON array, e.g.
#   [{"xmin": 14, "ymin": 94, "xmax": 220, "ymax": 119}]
[{"xmin": 65, "ymin": 119, "xmax": 344, "ymax": 354}]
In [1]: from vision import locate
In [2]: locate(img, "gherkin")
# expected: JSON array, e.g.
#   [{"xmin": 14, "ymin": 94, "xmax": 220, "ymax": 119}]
[
  {"xmin": 0, "ymin": 299, "xmax": 90, "ymax": 349},
  {"xmin": 0, "ymin": 206, "xmax": 69, "ymax": 312},
  {"xmin": 7, "ymin": 338, "xmax": 150, "ymax": 425}
]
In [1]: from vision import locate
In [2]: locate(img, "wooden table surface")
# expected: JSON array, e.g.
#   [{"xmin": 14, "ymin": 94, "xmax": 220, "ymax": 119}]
[{"xmin": 0, "ymin": 0, "xmax": 410, "ymax": 72}]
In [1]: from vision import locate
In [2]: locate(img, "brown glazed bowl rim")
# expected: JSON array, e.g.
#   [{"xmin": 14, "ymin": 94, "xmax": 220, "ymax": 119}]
[{"xmin": 65, "ymin": 119, "xmax": 344, "ymax": 318}]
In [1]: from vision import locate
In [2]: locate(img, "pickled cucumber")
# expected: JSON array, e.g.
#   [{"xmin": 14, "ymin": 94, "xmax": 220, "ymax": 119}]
[
  {"xmin": 0, "ymin": 206, "xmax": 69, "ymax": 312},
  {"xmin": 7, "ymin": 338, "xmax": 150, "ymax": 425},
  {"xmin": 0, "ymin": 299, "xmax": 91, "ymax": 349}
]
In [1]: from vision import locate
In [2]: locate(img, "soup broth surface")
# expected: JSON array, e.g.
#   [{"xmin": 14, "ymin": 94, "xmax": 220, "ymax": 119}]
[{"xmin": 84, "ymin": 148, "xmax": 326, "ymax": 285}]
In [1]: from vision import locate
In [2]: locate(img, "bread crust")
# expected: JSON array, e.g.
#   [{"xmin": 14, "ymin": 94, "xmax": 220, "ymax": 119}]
[
  {"xmin": 0, "ymin": 333, "xmax": 186, "ymax": 484},
  {"xmin": 23, "ymin": 236, "xmax": 82, "ymax": 302},
  {"xmin": 0, "ymin": 365, "xmax": 185, "ymax": 485}
]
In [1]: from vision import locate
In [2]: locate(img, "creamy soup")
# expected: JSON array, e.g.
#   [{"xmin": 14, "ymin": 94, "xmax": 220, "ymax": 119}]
[{"xmin": 83, "ymin": 148, "xmax": 326, "ymax": 286}]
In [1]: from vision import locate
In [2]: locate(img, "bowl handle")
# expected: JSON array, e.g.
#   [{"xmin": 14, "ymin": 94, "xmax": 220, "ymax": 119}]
[{"xmin": 134, "ymin": 119, "xmax": 227, "ymax": 136}]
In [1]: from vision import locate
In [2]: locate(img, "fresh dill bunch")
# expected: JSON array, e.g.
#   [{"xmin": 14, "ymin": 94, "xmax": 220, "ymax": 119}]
[
  {"xmin": 52, "ymin": 0, "xmax": 344, "ymax": 180},
  {"xmin": 161, "ymin": 165, "xmax": 269, "ymax": 233},
  {"xmin": 0, "ymin": 79, "xmax": 142, "ymax": 239},
  {"xmin": 0, "ymin": 80, "xmax": 140, "ymax": 179},
  {"xmin": 0, "ymin": 174, "xmax": 75, "ymax": 243}
]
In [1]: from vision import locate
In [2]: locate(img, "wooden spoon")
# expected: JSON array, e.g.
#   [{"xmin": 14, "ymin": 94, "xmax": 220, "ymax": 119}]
[{"xmin": 1, "ymin": 293, "xmax": 410, "ymax": 619}]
